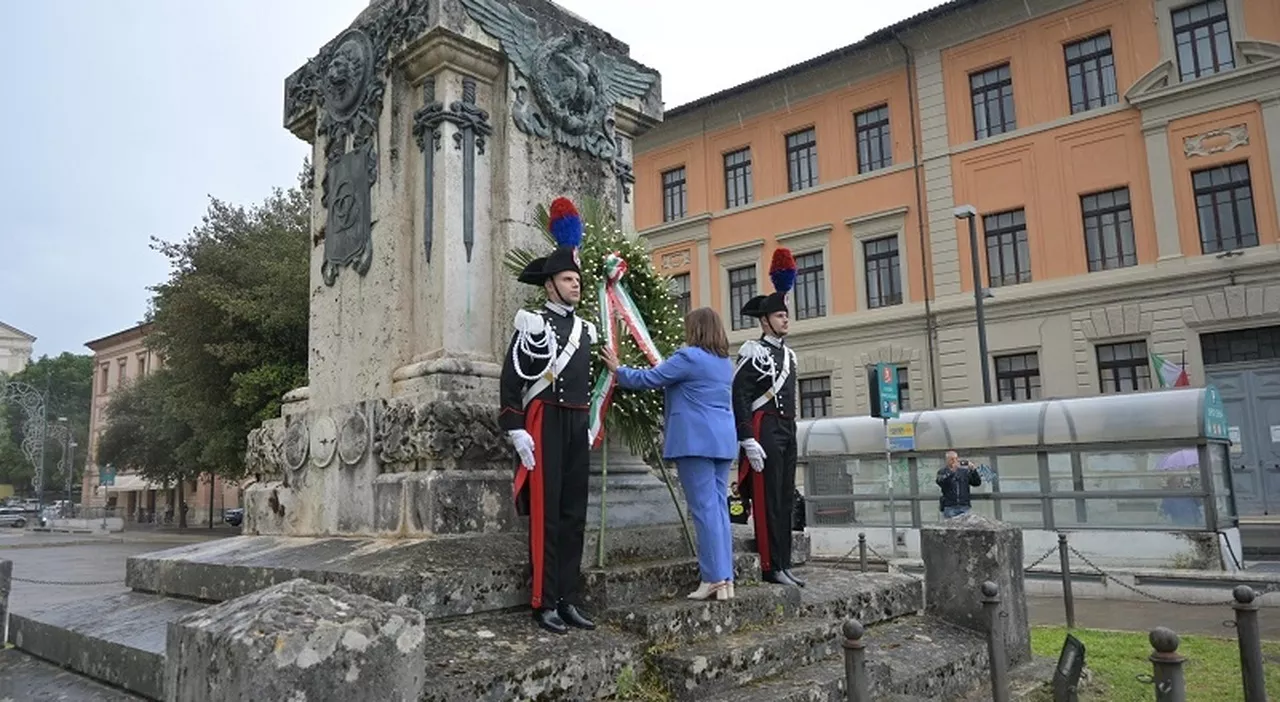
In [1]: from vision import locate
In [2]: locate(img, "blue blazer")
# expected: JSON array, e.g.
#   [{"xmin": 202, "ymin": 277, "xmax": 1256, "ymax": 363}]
[{"xmin": 615, "ymin": 346, "xmax": 738, "ymax": 461}]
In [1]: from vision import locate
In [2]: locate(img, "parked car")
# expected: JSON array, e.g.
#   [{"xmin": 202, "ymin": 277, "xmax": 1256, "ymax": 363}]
[
  {"xmin": 0, "ymin": 507, "xmax": 28, "ymax": 528},
  {"xmin": 224, "ymin": 508, "xmax": 244, "ymax": 527}
]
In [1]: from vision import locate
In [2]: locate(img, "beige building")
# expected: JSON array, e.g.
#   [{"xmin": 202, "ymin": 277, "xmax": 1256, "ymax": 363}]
[
  {"xmin": 82, "ymin": 323, "xmax": 241, "ymax": 525},
  {"xmin": 0, "ymin": 321, "xmax": 35, "ymax": 376},
  {"xmin": 635, "ymin": 0, "xmax": 1280, "ymax": 516}
]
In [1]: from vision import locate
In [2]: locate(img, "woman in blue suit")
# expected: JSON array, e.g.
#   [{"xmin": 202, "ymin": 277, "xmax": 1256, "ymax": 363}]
[{"xmin": 602, "ymin": 307, "xmax": 739, "ymax": 600}]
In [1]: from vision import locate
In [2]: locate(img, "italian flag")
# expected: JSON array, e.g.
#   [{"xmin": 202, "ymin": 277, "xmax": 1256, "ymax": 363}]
[{"xmin": 1151, "ymin": 351, "xmax": 1190, "ymax": 388}]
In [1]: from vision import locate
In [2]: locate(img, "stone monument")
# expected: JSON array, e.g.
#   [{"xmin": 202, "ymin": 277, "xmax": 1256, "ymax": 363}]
[
  {"xmin": 920, "ymin": 513, "xmax": 1033, "ymax": 666},
  {"xmin": 242, "ymin": 0, "xmax": 671, "ymax": 538}
]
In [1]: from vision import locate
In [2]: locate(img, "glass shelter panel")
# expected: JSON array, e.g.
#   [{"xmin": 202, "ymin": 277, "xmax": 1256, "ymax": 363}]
[{"xmin": 797, "ymin": 387, "xmax": 1232, "ymax": 532}]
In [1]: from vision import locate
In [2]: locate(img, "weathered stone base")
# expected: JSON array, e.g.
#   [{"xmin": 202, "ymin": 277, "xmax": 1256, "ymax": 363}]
[
  {"xmin": 165, "ymin": 579, "xmax": 426, "ymax": 702},
  {"xmin": 8, "ymin": 591, "xmax": 206, "ymax": 700},
  {"xmin": 372, "ymin": 470, "xmax": 521, "ymax": 535},
  {"xmin": 921, "ymin": 513, "xmax": 1032, "ymax": 666},
  {"xmin": 125, "ymin": 525, "xmax": 778, "ymax": 621},
  {"xmin": 586, "ymin": 471, "xmax": 683, "ymax": 528},
  {"xmin": 419, "ymin": 608, "xmax": 646, "ymax": 701},
  {"xmin": 699, "ymin": 615, "xmax": 989, "ymax": 702},
  {"xmin": 127, "ymin": 533, "xmax": 534, "ymax": 620},
  {"xmin": 0, "ymin": 649, "xmax": 145, "ymax": 701}
]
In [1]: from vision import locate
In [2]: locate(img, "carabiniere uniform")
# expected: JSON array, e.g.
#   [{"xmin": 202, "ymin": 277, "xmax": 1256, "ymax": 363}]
[
  {"xmin": 733, "ymin": 324, "xmax": 799, "ymax": 581},
  {"xmin": 498, "ymin": 197, "xmax": 598, "ymax": 635},
  {"xmin": 733, "ymin": 291, "xmax": 804, "ymax": 587}
]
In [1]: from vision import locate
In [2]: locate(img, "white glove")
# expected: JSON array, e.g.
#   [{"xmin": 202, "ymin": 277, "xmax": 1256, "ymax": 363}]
[
  {"xmin": 508, "ymin": 430, "xmax": 536, "ymax": 470},
  {"xmin": 740, "ymin": 439, "xmax": 766, "ymax": 473}
]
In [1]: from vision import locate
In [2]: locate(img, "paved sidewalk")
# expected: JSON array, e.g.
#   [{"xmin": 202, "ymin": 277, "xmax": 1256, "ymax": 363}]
[
  {"xmin": 1029, "ymin": 594, "xmax": 1279, "ymax": 639},
  {"xmin": 0, "ymin": 526, "xmax": 236, "ymax": 550}
]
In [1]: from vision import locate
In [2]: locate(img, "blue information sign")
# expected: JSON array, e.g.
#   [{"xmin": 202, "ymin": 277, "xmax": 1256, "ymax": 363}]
[
  {"xmin": 876, "ymin": 363, "xmax": 900, "ymax": 419},
  {"xmin": 99, "ymin": 464, "xmax": 116, "ymax": 487}
]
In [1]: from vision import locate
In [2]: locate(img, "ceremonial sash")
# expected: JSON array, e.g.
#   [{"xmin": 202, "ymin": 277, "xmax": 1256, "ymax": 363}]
[
  {"xmin": 521, "ymin": 316, "xmax": 583, "ymax": 408},
  {"xmin": 587, "ymin": 252, "xmax": 664, "ymax": 448},
  {"xmin": 749, "ymin": 347, "xmax": 794, "ymax": 412}
]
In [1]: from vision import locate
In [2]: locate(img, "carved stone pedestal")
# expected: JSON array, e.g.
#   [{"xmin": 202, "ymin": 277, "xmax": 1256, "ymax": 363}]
[
  {"xmin": 245, "ymin": 0, "xmax": 662, "ymax": 540},
  {"xmin": 587, "ymin": 436, "xmax": 683, "ymax": 529}
]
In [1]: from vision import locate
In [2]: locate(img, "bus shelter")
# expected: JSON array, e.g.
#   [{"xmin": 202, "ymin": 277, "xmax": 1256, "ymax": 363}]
[{"xmin": 797, "ymin": 387, "xmax": 1237, "ymax": 566}]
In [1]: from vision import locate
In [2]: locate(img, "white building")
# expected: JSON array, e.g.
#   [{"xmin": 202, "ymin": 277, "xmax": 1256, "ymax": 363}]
[{"xmin": 0, "ymin": 322, "xmax": 35, "ymax": 376}]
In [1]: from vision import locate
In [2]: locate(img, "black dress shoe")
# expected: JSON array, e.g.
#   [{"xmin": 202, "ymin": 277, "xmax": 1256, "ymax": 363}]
[
  {"xmin": 557, "ymin": 603, "xmax": 596, "ymax": 630},
  {"xmin": 533, "ymin": 608, "xmax": 568, "ymax": 635},
  {"xmin": 783, "ymin": 569, "xmax": 807, "ymax": 587},
  {"xmin": 762, "ymin": 570, "xmax": 800, "ymax": 587}
]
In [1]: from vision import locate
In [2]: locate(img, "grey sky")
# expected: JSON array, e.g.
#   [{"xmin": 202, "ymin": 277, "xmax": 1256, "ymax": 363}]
[{"xmin": 1, "ymin": 0, "xmax": 941, "ymax": 358}]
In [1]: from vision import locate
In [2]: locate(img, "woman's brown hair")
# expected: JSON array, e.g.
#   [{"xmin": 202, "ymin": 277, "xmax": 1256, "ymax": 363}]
[{"xmin": 684, "ymin": 307, "xmax": 730, "ymax": 358}]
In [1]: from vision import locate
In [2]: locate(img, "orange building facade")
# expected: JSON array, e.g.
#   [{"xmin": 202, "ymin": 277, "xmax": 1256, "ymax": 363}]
[
  {"xmin": 635, "ymin": 0, "xmax": 1280, "ymax": 515},
  {"xmin": 82, "ymin": 323, "xmax": 241, "ymax": 525}
]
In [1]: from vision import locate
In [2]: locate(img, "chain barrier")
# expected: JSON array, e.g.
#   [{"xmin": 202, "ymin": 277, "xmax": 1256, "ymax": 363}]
[
  {"xmin": 11, "ymin": 576, "xmax": 126, "ymax": 586},
  {"xmin": 835, "ymin": 538, "xmax": 1277, "ymax": 608},
  {"xmin": 1064, "ymin": 544, "xmax": 1279, "ymax": 607},
  {"xmin": 839, "ymin": 540, "xmax": 1058, "ymax": 583},
  {"xmin": 1024, "ymin": 545, "xmax": 1059, "ymax": 571}
]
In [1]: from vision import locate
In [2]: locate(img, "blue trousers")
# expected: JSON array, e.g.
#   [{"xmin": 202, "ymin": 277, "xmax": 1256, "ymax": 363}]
[{"xmin": 676, "ymin": 457, "xmax": 735, "ymax": 583}]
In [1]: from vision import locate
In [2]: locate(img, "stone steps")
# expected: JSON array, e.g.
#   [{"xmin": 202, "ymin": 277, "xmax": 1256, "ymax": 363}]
[
  {"xmin": 7, "ymin": 591, "xmax": 208, "ymax": 700},
  {"xmin": 699, "ymin": 615, "xmax": 989, "ymax": 702},
  {"xmin": 605, "ymin": 578, "xmax": 801, "ymax": 645},
  {"xmin": 654, "ymin": 612, "xmax": 845, "ymax": 699},
  {"xmin": 647, "ymin": 567, "xmax": 924, "ymax": 700},
  {"xmin": 417, "ymin": 608, "xmax": 647, "ymax": 702},
  {"xmin": 0, "ymin": 648, "xmax": 146, "ymax": 701},
  {"xmin": 581, "ymin": 553, "xmax": 760, "ymax": 610},
  {"xmin": 123, "ymin": 526, "xmax": 805, "ymax": 622},
  {"xmin": 605, "ymin": 567, "xmax": 919, "ymax": 647}
]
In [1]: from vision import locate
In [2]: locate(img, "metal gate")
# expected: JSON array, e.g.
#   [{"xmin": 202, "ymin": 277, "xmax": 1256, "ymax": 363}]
[{"xmin": 1203, "ymin": 326, "xmax": 1280, "ymax": 517}]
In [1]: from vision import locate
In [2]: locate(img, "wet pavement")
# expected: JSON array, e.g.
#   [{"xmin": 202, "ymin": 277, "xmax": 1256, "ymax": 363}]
[
  {"xmin": 1, "ymin": 530, "xmax": 231, "ymax": 614},
  {"xmin": 1028, "ymin": 592, "xmax": 1280, "ymax": 639}
]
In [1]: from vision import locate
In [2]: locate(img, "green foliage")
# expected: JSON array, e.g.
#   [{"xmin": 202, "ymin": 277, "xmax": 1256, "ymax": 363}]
[
  {"xmin": 0, "ymin": 353, "xmax": 94, "ymax": 494},
  {"xmin": 503, "ymin": 197, "xmax": 683, "ymax": 461},
  {"xmin": 1030, "ymin": 626, "xmax": 1280, "ymax": 701},
  {"xmin": 142, "ymin": 167, "xmax": 310, "ymax": 480},
  {"xmin": 96, "ymin": 369, "xmax": 192, "ymax": 486}
]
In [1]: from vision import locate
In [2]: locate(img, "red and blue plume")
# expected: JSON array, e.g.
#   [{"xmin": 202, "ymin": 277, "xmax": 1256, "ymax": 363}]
[
  {"xmin": 769, "ymin": 247, "xmax": 796, "ymax": 294},
  {"xmin": 548, "ymin": 197, "xmax": 583, "ymax": 249}
]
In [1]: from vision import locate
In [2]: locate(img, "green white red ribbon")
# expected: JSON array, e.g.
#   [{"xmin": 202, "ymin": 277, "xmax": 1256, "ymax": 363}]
[{"xmin": 588, "ymin": 252, "xmax": 664, "ymax": 448}]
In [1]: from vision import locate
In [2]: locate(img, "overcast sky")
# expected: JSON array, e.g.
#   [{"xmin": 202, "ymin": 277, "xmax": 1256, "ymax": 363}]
[{"xmin": 1, "ymin": 0, "xmax": 943, "ymax": 358}]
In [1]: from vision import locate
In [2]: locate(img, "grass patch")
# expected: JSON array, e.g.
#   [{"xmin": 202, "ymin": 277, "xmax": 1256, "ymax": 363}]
[{"xmin": 1031, "ymin": 626, "xmax": 1280, "ymax": 702}]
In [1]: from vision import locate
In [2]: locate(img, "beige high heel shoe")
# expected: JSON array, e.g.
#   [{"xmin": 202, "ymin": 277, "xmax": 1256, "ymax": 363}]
[
  {"xmin": 724, "ymin": 581, "xmax": 735, "ymax": 599},
  {"xmin": 687, "ymin": 581, "xmax": 728, "ymax": 600}
]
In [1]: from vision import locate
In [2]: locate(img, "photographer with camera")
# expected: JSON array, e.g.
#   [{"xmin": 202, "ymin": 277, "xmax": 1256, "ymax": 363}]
[{"xmin": 936, "ymin": 450, "xmax": 982, "ymax": 519}]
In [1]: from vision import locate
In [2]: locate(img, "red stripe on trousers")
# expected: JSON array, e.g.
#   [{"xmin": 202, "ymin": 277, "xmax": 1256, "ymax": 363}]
[
  {"xmin": 737, "ymin": 411, "xmax": 771, "ymax": 573},
  {"xmin": 513, "ymin": 400, "xmax": 547, "ymax": 609}
]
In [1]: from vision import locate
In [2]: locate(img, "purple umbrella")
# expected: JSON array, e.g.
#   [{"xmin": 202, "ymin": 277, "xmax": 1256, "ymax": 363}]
[
  {"xmin": 1156, "ymin": 448, "xmax": 1199, "ymax": 471},
  {"xmin": 1156, "ymin": 448, "xmax": 1201, "ymax": 490}
]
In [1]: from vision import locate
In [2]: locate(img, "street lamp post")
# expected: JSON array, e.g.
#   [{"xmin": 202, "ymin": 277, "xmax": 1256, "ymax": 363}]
[
  {"xmin": 954, "ymin": 206, "xmax": 993, "ymax": 404},
  {"xmin": 57, "ymin": 417, "xmax": 75, "ymax": 514}
]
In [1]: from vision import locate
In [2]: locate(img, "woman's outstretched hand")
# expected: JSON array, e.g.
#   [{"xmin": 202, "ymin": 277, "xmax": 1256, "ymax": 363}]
[{"xmin": 600, "ymin": 346, "xmax": 620, "ymax": 372}]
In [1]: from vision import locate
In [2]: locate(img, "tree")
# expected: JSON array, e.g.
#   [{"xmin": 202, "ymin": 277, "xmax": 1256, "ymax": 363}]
[
  {"xmin": 0, "ymin": 353, "xmax": 94, "ymax": 494},
  {"xmin": 144, "ymin": 167, "xmax": 310, "ymax": 482},
  {"xmin": 96, "ymin": 369, "xmax": 195, "ymax": 526}
]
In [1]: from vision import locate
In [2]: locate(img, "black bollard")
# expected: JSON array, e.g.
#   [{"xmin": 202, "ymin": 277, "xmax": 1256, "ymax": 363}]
[
  {"xmin": 1232, "ymin": 586, "xmax": 1266, "ymax": 702},
  {"xmin": 1058, "ymin": 532, "xmax": 1075, "ymax": 629},
  {"xmin": 842, "ymin": 618, "xmax": 870, "ymax": 702},
  {"xmin": 858, "ymin": 532, "xmax": 867, "ymax": 573},
  {"xmin": 981, "ymin": 581, "xmax": 1009, "ymax": 702},
  {"xmin": 1148, "ymin": 627, "xmax": 1186, "ymax": 702}
]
